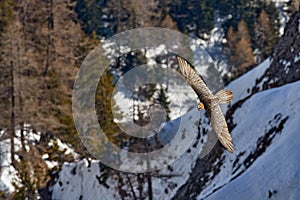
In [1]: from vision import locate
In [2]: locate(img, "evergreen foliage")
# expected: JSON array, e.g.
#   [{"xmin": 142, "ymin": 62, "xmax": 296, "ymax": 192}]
[{"xmin": 155, "ymin": 86, "xmax": 171, "ymax": 121}]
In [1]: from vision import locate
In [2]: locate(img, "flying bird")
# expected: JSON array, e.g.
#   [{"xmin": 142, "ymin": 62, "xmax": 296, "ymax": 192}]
[{"xmin": 177, "ymin": 57, "xmax": 234, "ymax": 153}]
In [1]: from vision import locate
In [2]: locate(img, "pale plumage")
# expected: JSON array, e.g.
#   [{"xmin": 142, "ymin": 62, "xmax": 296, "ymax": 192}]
[{"xmin": 177, "ymin": 57, "xmax": 234, "ymax": 153}]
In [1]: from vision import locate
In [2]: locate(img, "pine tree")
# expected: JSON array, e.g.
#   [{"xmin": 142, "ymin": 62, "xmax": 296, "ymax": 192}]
[
  {"xmin": 128, "ymin": 0, "xmax": 162, "ymax": 27},
  {"xmin": 97, "ymin": 71, "xmax": 120, "ymax": 139},
  {"xmin": 88, "ymin": 72, "xmax": 125, "ymax": 157},
  {"xmin": 155, "ymin": 86, "xmax": 171, "ymax": 121},
  {"xmin": 169, "ymin": 0, "xmax": 215, "ymax": 36},
  {"xmin": 75, "ymin": 0, "xmax": 108, "ymax": 35}
]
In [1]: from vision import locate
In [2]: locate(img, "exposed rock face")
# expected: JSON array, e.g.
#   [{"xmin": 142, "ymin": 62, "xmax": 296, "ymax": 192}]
[{"xmin": 262, "ymin": 10, "xmax": 300, "ymax": 89}]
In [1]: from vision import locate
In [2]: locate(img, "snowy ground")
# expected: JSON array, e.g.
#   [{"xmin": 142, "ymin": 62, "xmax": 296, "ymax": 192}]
[
  {"xmin": 49, "ymin": 55, "xmax": 300, "ymax": 199},
  {"xmin": 227, "ymin": 58, "xmax": 270, "ymax": 104},
  {"xmin": 0, "ymin": 128, "xmax": 41, "ymax": 193},
  {"xmin": 0, "ymin": 129, "xmax": 78, "ymax": 195},
  {"xmin": 197, "ymin": 80, "xmax": 300, "ymax": 199},
  {"xmin": 0, "ymin": 139, "xmax": 18, "ymax": 193}
]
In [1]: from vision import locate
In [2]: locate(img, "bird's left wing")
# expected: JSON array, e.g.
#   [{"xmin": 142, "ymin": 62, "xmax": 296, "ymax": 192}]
[
  {"xmin": 208, "ymin": 105, "xmax": 234, "ymax": 153},
  {"xmin": 177, "ymin": 57, "xmax": 212, "ymax": 99}
]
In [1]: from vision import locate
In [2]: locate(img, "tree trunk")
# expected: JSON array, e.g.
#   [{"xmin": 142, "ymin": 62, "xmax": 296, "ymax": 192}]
[
  {"xmin": 147, "ymin": 173, "xmax": 153, "ymax": 200},
  {"xmin": 10, "ymin": 59, "xmax": 15, "ymax": 166},
  {"xmin": 43, "ymin": 0, "xmax": 53, "ymax": 77},
  {"xmin": 126, "ymin": 175, "xmax": 137, "ymax": 200},
  {"xmin": 16, "ymin": 29, "xmax": 26, "ymax": 152}
]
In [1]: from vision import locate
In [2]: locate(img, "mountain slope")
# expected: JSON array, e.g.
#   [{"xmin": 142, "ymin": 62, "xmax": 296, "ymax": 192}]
[
  {"xmin": 173, "ymin": 9, "xmax": 300, "ymax": 199},
  {"xmin": 48, "ymin": 8, "xmax": 300, "ymax": 200},
  {"xmin": 197, "ymin": 80, "xmax": 300, "ymax": 200},
  {"xmin": 48, "ymin": 56, "xmax": 300, "ymax": 200}
]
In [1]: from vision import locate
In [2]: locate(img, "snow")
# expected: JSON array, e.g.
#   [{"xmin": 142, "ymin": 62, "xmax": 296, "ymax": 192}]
[
  {"xmin": 198, "ymin": 81, "xmax": 300, "ymax": 200},
  {"xmin": 49, "ymin": 138, "xmax": 79, "ymax": 159},
  {"xmin": 113, "ymin": 71, "xmax": 199, "ymax": 122},
  {"xmin": 0, "ymin": 139, "xmax": 19, "ymax": 193},
  {"xmin": 51, "ymin": 109, "xmax": 210, "ymax": 199},
  {"xmin": 227, "ymin": 58, "xmax": 270, "ymax": 104},
  {"xmin": 51, "ymin": 159, "xmax": 117, "ymax": 200},
  {"xmin": 145, "ymin": 44, "xmax": 167, "ymax": 58},
  {"xmin": 0, "ymin": 128, "xmax": 79, "ymax": 193},
  {"xmin": 272, "ymin": 0, "xmax": 290, "ymax": 35},
  {"xmin": 150, "ymin": 110, "xmax": 211, "ymax": 199},
  {"xmin": 51, "ymin": 58, "xmax": 290, "ymax": 199},
  {"xmin": 294, "ymin": 53, "xmax": 300, "ymax": 63},
  {"xmin": 0, "ymin": 127, "xmax": 42, "ymax": 193},
  {"xmin": 50, "ymin": 53, "xmax": 300, "ymax": 199}
]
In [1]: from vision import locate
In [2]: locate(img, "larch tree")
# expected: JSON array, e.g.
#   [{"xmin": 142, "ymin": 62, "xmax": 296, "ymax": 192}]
[
  {"xmin": 236, "ymin": 19, "xmax": 252, "ymax": 43},
  {"xmin": 254, "ymin": 9, "xmax": 278, "ymax": 60},
  {"xmin": 161, "ymin": 14, "xmax": 177, "ymax": 30},
  {"xmin": 0, "ymin": 0, "xmax": 20, "ymax": 167},
  {"xmin": 226, "ymin": 19, "xmax": 255, "ymax": 77},
  {"xmin": 232, "ymin": 37, "xmax": 255, "ymax": 72},
  {"xmin": 0, "ymin": 0, "xmax": 98, "ymax": 198}
]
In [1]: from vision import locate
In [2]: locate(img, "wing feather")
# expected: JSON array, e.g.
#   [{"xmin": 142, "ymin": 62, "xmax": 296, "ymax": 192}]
[
  {"xmin": 177, "ymin": 57, "xmax": 212, "ymax": 99},
  {"xmin": 208, "ymin": 105, "xmax": 234, "ymax": 153},
  {"xmin": 177, "ymin": 57, "xmax": 234, "ymax": 153}
]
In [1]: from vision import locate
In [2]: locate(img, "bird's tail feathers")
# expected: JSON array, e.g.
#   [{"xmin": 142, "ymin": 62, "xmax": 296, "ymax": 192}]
[{"xmin": 215, "ymin": 89, "xmax": 234, "ymax": 104}]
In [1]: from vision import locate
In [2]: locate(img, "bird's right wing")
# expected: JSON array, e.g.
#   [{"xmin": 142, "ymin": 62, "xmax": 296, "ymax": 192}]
[
  {"xmin": 208, "ymin": 105, "xmax": 234, "ymax": 153},
  {"xmin": 177, "ymin": 57, "xmax": 212, "ymax": 99}
]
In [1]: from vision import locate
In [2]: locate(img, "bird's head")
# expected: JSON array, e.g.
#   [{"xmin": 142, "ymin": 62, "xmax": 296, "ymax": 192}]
[{"xmin": 198, "ymin": 102, "xmax": 205, "ymax": 110}]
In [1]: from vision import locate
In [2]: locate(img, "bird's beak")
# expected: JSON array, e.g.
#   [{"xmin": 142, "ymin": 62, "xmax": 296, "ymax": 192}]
[{"xmin": 198, "ymin": 102, "xmax": 205, "ymax": 110}]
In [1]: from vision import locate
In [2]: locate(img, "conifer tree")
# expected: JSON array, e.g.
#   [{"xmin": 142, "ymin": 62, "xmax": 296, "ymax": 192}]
[
  {"xmin": 0, "ymin": 0, "xmax": 18, "ymax": 166},
  {"xmin": 161, "ymin": 14, "xmax": 177, "ymax": 30},
  {"xmin": 96, "ymin": 70, "xmax": 121, "ymax": 146},
  {"xmin": 255, "ymin": 9, "xmax": 279, "ymax": 60},
  {"xmin": 236, "ymin": 19, "xmax": 251, "ymax": 43},
  {"xmin": 155, "ymin": 86, "xmax": 171, "ymax": 121},
  {"xmin": 0, "ymin": 0, "xmax": 97, "ymax": 197},
  {"xmin": 226, "ymin": 26, "xmax": 236, "ymax": 50},
  {"xmin": 226, "ymin": 19, "xmax": 255, "ymax": 76},
  {"xmin": 232, "ymin": 37, "xmax": 255, "ymax": 72}
]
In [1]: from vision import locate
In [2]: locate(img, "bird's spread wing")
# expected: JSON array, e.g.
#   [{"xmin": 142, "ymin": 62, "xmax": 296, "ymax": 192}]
[
  {"xmin": 208, "ymin": 105, "xmax": 234, "ymax": 153},
  {"xmin": 177, "ymin": 57, "xmax": 212, "ymax": 99},
  {"xmin": 177, "ymin": 56, "xmax": 234, "ymax": 153}
]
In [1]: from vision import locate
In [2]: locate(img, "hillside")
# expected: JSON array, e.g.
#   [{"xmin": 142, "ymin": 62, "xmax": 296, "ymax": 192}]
[
  {"xmin": 48, "ymin": 57, "xmax": 300, "ymax": 200},
  {"xmin": 174, "ymin": 9, "xmax": 300, "ymax": 199},
  {"xmin": 200, "ymin": 81, "xmax": 300, "ymax": 199},
  {"xmin": 47, "ymin": 8, "xmax": 300, "ymax": 199}
]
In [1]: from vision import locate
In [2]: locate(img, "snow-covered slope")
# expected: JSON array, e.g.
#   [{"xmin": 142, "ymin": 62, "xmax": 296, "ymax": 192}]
[
  {"xmin": 48, "ymin": 53, "xmax": 300, "ymax": 200},
  {"xmin": 51, "ymin": 160, "xmax": 117, "ymax": 200},
  {"xmin": 227, "ymin": 58, "xmax": 270, "ymax": 105},
  {"xmin": 48, "ymin": 9, "xmax": 300, "ymax": 199},
  {"xmin": 198, "ymin": 80, "xmax": 300, "ymax": 200}
]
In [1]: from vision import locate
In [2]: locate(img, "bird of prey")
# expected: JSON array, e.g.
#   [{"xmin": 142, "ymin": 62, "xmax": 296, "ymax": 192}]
[{"xmin": 177, "ymin": 57, "xmax": 234, "ymax": 153}]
